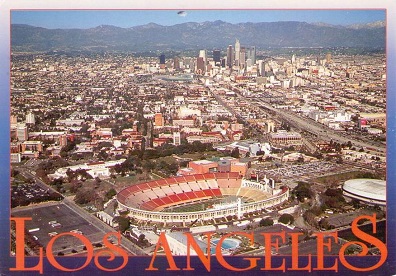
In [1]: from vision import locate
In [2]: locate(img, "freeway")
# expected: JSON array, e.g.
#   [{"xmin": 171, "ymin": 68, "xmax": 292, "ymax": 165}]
[
  {"xmin": 211, "ymin": 87, "xmax": 385, "ymax": 155},
  {"xmin": 254, "ymin": 99, "xmax": 386, "ymax": 155}
]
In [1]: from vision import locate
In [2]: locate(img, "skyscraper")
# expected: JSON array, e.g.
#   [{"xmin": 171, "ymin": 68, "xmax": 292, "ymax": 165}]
[
  {"xmin": 227, "ymin": 45, "xmax": 233, "ymax": 68},
  {"xmin": 221, "ymin": 58, "xmax": 226, "ymax": 68},
  {"xmin": 159, "ymin": 54, "xmax": 166, "ymax": 69},
  {"xmin": 174, "ymin": 57, "xmax": 180, "ymax": 70},
  {"xmin": 247, "ymin": 46, "xmax": 256, "ymax": 64},
  {"xmin": 159, "ymin": 54, "xmax": 166, "ymax": 65},
  {"xmin": 235, "ymin": 39, "xmax": 241, "ymax": 66},
  {"xmin": 199, "ymin": 50, "xmax": 207, "ymax": 64},
  {"xmin": 239, "ymin": 47, "xmax": 246, "ymax": 68},
  {"xmin": 196, "ymin": 57, "xmax": 205, "ymax": 74},
  {"xmin": 213, "ymin": 50, "xmax": 221, "ymax": 64}
]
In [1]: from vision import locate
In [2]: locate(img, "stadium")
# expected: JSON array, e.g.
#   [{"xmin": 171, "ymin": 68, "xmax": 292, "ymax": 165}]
[
  {"xmin": 342, "ymin": 178, "xmax": 386, "ymax": 207},
  {"xmin": 117, "ymin": 172, "xmax": 289, "ymax": 226}
]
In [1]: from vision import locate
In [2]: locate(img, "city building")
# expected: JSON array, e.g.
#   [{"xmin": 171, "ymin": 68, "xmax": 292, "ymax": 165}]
[
  {"xmin": 154, "ymin": 113, "xmax": 164, "ymax": 127},
  {"xmin": 173, "ymin": 132, "xmax": 181, "ymax": 146},
  {"xmin": 188, "ymin": 160, "xmax": 218, "ymax": 174},
  {"xmin": 26, "ymin": 112, "xmax": 35, "ymax": 124},
  {"xmin": 269, "ymin": 131, "xmax": 303, "ymax": 148}
]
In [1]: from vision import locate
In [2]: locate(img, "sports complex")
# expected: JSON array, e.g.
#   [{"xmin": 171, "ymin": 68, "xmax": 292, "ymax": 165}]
[
  {"xmin": 342, "ymin": 178, "xmax": 386, "ymax": 207},
  {"xmin": 117, "ymin": 172, "xmax": 289, "ymax": 225}
]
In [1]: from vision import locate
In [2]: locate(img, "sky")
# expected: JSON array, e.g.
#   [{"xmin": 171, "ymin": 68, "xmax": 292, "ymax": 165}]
[{"xmin": 11, "ymin": 10, "xmax": 386, "ymax": 29}]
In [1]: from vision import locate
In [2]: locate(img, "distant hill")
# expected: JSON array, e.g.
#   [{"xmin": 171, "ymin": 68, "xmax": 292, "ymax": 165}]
[{"xmin": 11, "ymin": 20, "xmax": 386, "ymax": 52}]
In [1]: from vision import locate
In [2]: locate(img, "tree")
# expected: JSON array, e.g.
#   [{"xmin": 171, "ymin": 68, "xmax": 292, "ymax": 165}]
[
  {"xmin": 231, "ymin": 147, "xmax": 240, "ymax": 158},
  {"xmin": 259, "ymin": 217, "xmax": 274, "ymax": 227},
  {"xmin": 50, "ymin": 178, "xmax": 64, "ymax": 192},
  {"xmin": 351, "ymin": 198, "xmax": 361, "ymax": 209},
  {"xmin": 117, "ymin": 216, "xmax": 130, "ymax": 233},
  {"xmin": 319, "ymin": 218, "xmax": 331, "ymax": 230},
  {"xmin": 297, "ymin": 156, "xmax": 304, "ymax": 163},
  {"xmin": 279, "ymin": 214, "xmax": 294, "ymax": 225},
  {"xmin": 105, "ymin": 188, "xmax": 117, "ymax": 201},
  {"xmin": 323, "ymin": 188, "xmax": 346, "ymax": 209},
  {"xmin": 97, "ymin": 150, "xmax": 109, "ymax": 161},
  {"xmin": 11, "ymin": 169, "xmax": 19, "ymax": 177},
  {"xmin": 142, "ymin": 160, "xmax": 155, "ymax": 172},
  {"xmin": 303, "ymin": 211, "xmax": 318, "ymax": 227},
  {"xmin": 60, "ymin": 141, "xmax": 77, "ymax": 157},
  {"xmin": 138, "ymin": 234, "xmax": 146, "ymax": 244},
  {"xmin": 292, "ymin": 182, "xmax": 313, "ymax": 202},
  {"xmin": 69, "ymin": 180, "xmax": 82, "ymax": 193},
  {"xmin": 74, "ymin": 188, "xmax": 96, "ymax": 205}
]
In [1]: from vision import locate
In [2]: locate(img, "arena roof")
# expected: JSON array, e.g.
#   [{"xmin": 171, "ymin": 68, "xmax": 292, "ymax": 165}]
[{"xmin": 343, "ymin": 178, "xmax": 386, "ymax": 202}]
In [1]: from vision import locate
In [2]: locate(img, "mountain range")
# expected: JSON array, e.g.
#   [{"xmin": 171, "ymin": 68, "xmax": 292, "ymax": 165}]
[{"xmin": 11, "ymin": 20, "xmax": 386, "ymax": 52}]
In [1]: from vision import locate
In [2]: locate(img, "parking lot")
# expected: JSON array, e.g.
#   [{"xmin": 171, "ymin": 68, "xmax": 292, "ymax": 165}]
[
  {"xmin": 257, "ymin": 161, "xmax": 352, "ymax": 180},
  {"xmin": 12, "ymin": 203, "xmax": 107, "ymax": 255}
]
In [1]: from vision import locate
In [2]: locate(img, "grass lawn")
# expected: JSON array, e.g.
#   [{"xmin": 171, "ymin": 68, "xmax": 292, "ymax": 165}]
[
  {"xmin": 313, "ymin": 171, "xmax": 365, "ymax": 184},
  {"xmin": 178, "ymin": 151, "xmax": 225, "ymax": 160}
]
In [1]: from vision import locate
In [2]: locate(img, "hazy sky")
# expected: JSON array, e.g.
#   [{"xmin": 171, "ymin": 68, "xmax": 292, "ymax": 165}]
[{"xmin": 11, "ymin": 10, "xmax": 386, "ymax": 29}]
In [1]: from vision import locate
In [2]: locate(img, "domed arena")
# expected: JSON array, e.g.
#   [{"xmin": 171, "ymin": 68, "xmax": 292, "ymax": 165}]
[
  {"xmin": 117, "ymin": 172, "xmax": 289, "ymax": 225},
  {"xmin": 343, "ymin": 178, "xmax": 386, "ymax": 206}
]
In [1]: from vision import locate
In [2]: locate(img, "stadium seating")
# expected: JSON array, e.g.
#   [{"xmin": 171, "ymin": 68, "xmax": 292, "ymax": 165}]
[{"xmin": 117, "ymin": 173, "xmax": 272, "ymax": 211}]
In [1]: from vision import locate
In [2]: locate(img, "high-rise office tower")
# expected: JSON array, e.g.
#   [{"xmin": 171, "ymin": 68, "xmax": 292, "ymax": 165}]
[
  {"xmin": 159, "ymin": 54, "xmax": 166, "ymax": 65},
  {"xmin": 213, "ymin": 50, "xmax": 221, "ymax": 64},
  {"xmin": 196, "ymin": 57, "xmax": 205, "ymax": 73},
  {"xmin": 199, "ymin": 50, "xmax": 207, "ymax": 64},
  {"xmin": 221, "ymin": 58, "xmax": 226, "ymax": 68},
  {"xmin": 235, "ymin": 39, "xmax": 241, "ymax": 65},
  {"xmin": 227, "ymin": 45, "xmax": 234, "ymax": 68},
  {"xmin": 247, "ymin": 46, "xmax": 256, "ymax": 64},
  {"xmin": 258, "ymin": 60, "xmax": 264, "ymax": 76},
  {"xmin": 174, "ymin": 57, "xmax": 180, "ymax": 70},
  {"xmin": 240, "ymin": 47, "xmax": 246, "ymax": 68}
]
